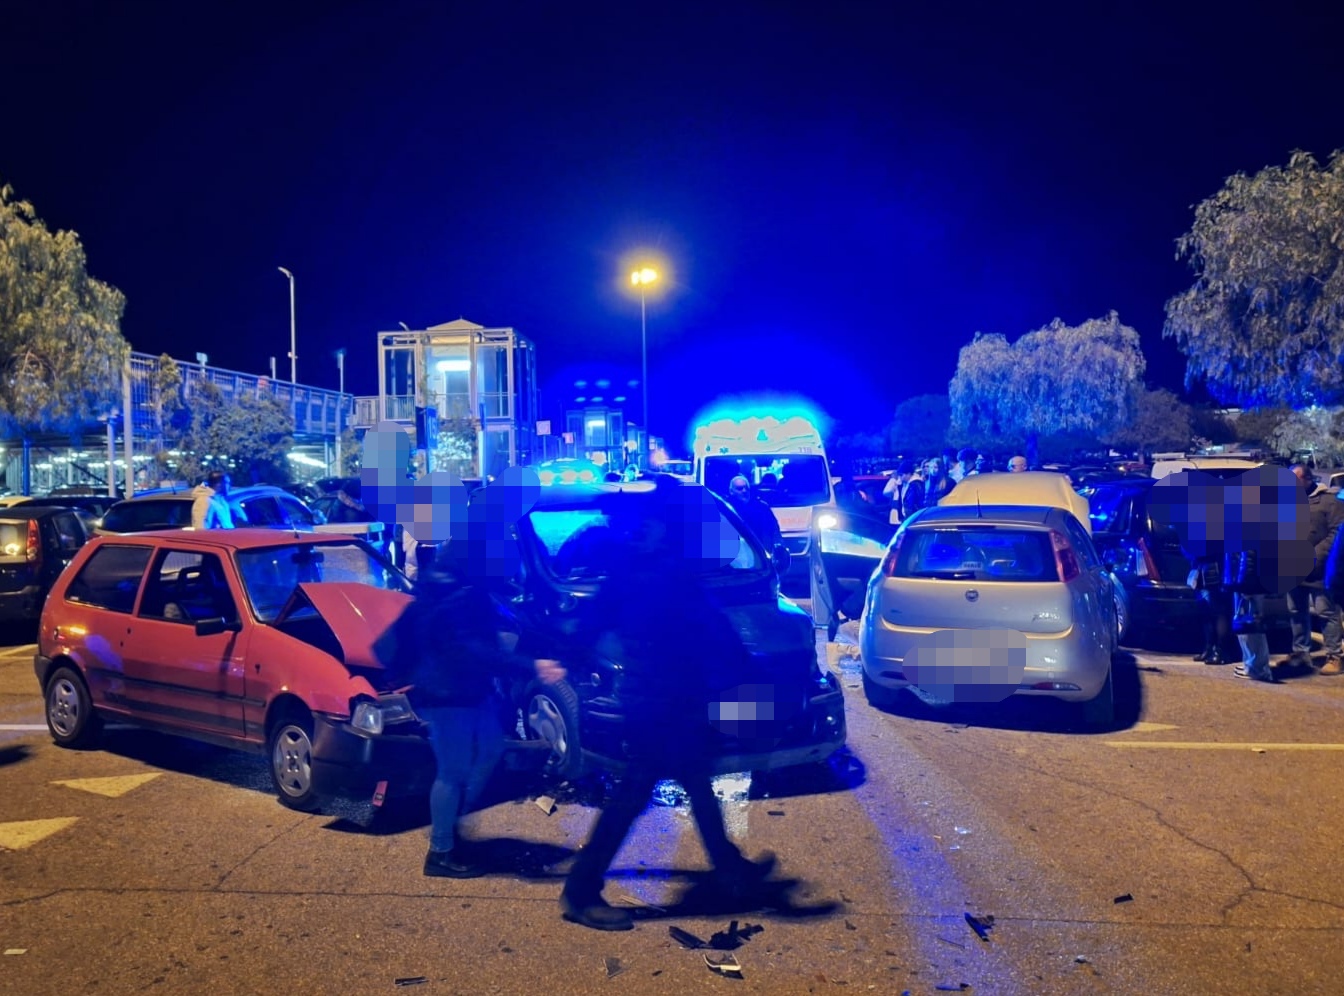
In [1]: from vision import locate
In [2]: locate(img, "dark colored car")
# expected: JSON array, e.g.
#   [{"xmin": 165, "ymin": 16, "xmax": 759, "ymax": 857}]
[
  {"xmin": 0, "ymin": 507, "xmax": 90, "ymax": 622},
  {"xmin": 14, "ymin": 495, "xmax": 119, "ymax": 532},
  {"xmin": 1078, "ymin": 478, "xmax": 1289, "ymax": 648},
  {"xmin": 504, "ymin": 479, "xmax": 846, "ymax": 778}
]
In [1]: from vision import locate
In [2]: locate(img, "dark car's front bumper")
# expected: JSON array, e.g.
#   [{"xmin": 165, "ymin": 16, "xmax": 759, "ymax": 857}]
[
  {"xmin": 576, "ymin": 673, "xmax": 847, "ymax": 775},
  {"xmin": 310, "ymin": 715, "xmax": 436, "ymax": 800}
]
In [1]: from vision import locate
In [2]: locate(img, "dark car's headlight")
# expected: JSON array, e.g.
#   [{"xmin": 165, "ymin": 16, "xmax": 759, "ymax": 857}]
[{"xmin": 351, "ymin": 694, "xmax": 416, "ymax": 735}]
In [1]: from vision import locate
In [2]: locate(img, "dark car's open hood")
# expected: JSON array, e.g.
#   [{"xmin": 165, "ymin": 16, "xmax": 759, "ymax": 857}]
[{"xmin": 275, "ymin": 582, "xmax": 412, "ymax": 670}]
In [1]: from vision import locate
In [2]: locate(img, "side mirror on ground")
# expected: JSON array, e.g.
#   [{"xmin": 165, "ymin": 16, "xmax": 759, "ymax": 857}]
[{"xmin": 772, "ymin": 544, "xmax": 792, "ymax": 576}]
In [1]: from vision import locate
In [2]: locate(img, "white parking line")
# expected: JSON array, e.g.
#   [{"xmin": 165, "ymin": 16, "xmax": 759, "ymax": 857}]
[{"xmin": 0, "ymin": 724, "xmax": 47, "ymax": 732}]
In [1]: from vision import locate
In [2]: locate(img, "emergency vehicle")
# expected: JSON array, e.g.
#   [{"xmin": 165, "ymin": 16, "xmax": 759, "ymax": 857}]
[{"xmin": 692, "ymin": 413, "xmax": 834, "ymax": 577}]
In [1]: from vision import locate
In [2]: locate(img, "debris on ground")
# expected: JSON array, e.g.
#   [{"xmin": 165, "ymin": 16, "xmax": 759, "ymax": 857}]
[
  {"xmin": 708, "ymin": 921, "xmax": 763, "ymax": 950},
  {"xmin": 393, "ymin": 977, "xmax": 428, "ymax": 987},
  {"xmin": 767, "ymin": 810, "xmax": 786, "ymax": 816},
  {"xmin": 937, "ymin": 936, "xmax": 967, "ymax": 949},
  {"xmin": 534, "ymin": 795, "xmax": 557, "ymax": 815},
  {"xmin": 652, "ymin": 780, "xmax": 690, "ymax": 806},
  {"xmin": 605, "ymin": 957, "xmax": 626, "ymax": 979},
  {"xmin": 964, "ymin": 913, "xmax": 995, "ymax": 942},
  {"xmin": 1074, "ymin": 955, "xmax": 1090, "ymax": 964},
  {"xmin": 705, "ymin": 952, "xmax": 743, "ymax": 977},
  {"xmin": 935, "ymin": 984, "xmax": 970, "ymax": 992},
  {"xmin": 1113, "ymin": 893, "xmax": 1134, "ymax": 904},
  {"xmin": 669, "ymin": 926, "xmax": 708, "ymax": 950},
  {"xmin": 4, "ymin": 949, "xmax": 28, "ymax": 956}
]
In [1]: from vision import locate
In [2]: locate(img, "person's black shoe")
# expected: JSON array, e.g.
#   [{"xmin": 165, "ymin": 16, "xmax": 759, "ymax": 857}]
[
  {"xmin": 1193, "ymin": 649, "xmax": 1212, "ymax": 662},
  {"xmin": 559, "ymin": 892, "xmax": 634, "ymax": 931},
  {"xmin": 424, "ymin": 849, "xmax": 487, "ymax": 879},
  {"xmin": 1203, "ymin": 650, "xmax": 1227, "ymax": 665}
]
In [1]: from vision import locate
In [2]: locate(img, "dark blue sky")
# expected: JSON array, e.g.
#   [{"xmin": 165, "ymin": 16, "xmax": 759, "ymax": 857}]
[{"xmin": 5, "ymin": 1, "xmax": 1343, "ymax": 452}]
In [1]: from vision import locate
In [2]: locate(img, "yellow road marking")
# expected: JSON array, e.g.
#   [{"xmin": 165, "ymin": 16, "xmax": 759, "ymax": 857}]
[
  {"xmin": 52, "ymin": 773, "xmax": 162, "ymax": 797},
  {"xmin": 0, "ymin": 817, "xmax": 79, "ymax": 851},
  {"xmin": 1105, "ymin": 742, "xmax": 1344, "ymax": 751}
]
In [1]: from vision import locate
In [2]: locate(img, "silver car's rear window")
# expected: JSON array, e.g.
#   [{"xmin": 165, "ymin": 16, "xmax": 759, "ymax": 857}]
[{"xmin": 893, "ymin": 527, "xmax": 1058, "ymax": 582}]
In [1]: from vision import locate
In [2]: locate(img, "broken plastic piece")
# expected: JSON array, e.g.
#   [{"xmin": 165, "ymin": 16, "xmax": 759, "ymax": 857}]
[
  {"xmin": 394, "ymin": 977, "xmax": 428, "ymax": 987},
  {"xmin": 1074, "ymin": 955, "xmax": 1090, "ymax": 964},
  {"xmin": 708, "ymin": 921, "xmax": 763, "ymax": 950},
  {"xmin": 605, "ymin": 957, "xmax": 625, "ymax": 978},
  {"xmin": 1251, "ymin": 747, "xmax": 1267, "ymax": 754},
  {"xmin": 669, "ymin": 926, "xmax": 708, "ymax": 950},
  {"xmin": 652, "ymin": 780, "xmax": 689, "ymax": 807},
  {"xmin": 1113, "ymin": 893, "xmax": 1134, "ymax": 904},
  {"xmin": 935, "ymin": 985, "xmax": 969, "ymax": 992},
  {"xmin": 372, "ymin": 779, "xmax": 388, "ymax": 807},
  {"xmin": 3, "ymin": 949, "xmax": 28, "ymax": 956},
  {"xmin": 705, "ymin": 952, "xmax": 743, "ymax": 976},
  {"xmin": 534, "ymin": 795, "xmax": 557, "ymax": 815},
  {"xmin": 964, "ymin": 912, "xmax": 994, "ymax": 942}
]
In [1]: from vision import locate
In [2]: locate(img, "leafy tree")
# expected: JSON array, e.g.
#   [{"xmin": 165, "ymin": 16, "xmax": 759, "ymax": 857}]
[
  {"xmin": 1189, "ymin": 405, "xmax": 1237, "ymax": 447},
  {"xmin": 178, "ymin": 381, "xmax": 295, "ymax": 484},
  {"xmin": 1231, "ymin": 406, "xmax": 1291, "ymax": 449},
  {"xmin": 1105, "ymin": 387, "xmax": 1193, "ymax": 458},
  {"xmin": 433, "ymin": 415, "xmax": 479, "ymax": 478},
  {"xmin": 1164, "ymin": 149, "xmax": 1344, "ymax": 407},
  {"xmin": 949, "ymin": 311, "xmax": 1147, "ymax": 466},
  {"xmin": 1269, "ymin": 406, "xmax": 1344, "ymax": 465},
  {"xmin": 0, "ymin": 181, "xmax": 131, "ymax": 436},
  {"xmin": 887, "ymin": 393, "xmax": 951, "ymax": 457}
]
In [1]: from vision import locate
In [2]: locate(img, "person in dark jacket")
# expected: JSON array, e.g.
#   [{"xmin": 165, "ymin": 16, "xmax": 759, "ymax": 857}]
[
  {"xmin": 1282, "ymin": 465, "xmax": 1322, "ymax": 669},
  {"xmin": 923, "ymin": 456, "xmax": 955, "ymax": 507},
  {"xmin": 1307, "ymin": 489, "xmax": 1344, "ymax": 675},
  {"xmin": 726, "ymin": 475, "xmax": 782, "ymax": 551},
  {"xmin": 560, "ymin": 481, "xmax": 776, "ymax": 931},
  {"xmin": 377, "ymin": 545, "xmax": 564, "ymax": 879}
]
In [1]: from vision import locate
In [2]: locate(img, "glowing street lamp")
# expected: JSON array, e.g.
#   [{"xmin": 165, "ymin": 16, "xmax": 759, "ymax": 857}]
[{"xmin": 630, "ymin": 267, "xmax": 658, "ymax": 452}]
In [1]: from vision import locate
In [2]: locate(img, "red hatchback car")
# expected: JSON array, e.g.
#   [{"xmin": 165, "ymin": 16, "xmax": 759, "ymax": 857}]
[{"xmin": 35, "ymin": 529, "xmax": 430, "ymax": 810}]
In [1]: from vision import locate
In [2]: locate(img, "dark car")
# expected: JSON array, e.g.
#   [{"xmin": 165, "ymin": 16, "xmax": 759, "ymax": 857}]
[
  {"xmin": 1078, "ymin": 478, "xmax": 1289, "ymax": 649},
  {"xmin": 0, "ymin": 506, "xmax": 90, "ymax": 623},
  {"xmin": 502, "ymin": 479, "xmax": 846, "ymax": 778},
  {"xmin": 14, "ymin": 494, "xmax": 120, "ymax": 531}
]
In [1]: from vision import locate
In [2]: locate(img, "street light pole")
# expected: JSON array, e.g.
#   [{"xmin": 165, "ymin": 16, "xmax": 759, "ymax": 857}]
[
  {"xmin": 278, "ymin": 267, "xmax": 296, "ymax": 383},
  {"xmin": 334, "ymin": 348, "xmax": 346, "ymax": 476},
  {"xmin": 630, "ymin": 267, "xmax": 658, "ymax": 464}
]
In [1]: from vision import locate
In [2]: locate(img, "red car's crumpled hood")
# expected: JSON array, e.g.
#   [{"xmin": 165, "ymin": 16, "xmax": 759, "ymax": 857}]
[{"xmin": 287, "ymin": 583, "xmax": 412, "ymax": 670}]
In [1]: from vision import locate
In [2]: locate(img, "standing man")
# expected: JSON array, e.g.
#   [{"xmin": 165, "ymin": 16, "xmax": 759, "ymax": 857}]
[
  {"xmin": 1008, "ymin": 455, "xmax": 1028, "ymax": 473},
  {"xmin": 725, "ymin": 475, "xmax": 782, "ymax": 551},
  {"xmin": 377, "ymin": 542, "xmax": 565, "ymax": 879},
  {"xmin": 560, "ymin": 482, "xmax": 776, "ymax": 931},
  {"xmin": 191, "ymin": 471, "xmax": 235, "ymax": 529},
  {"xmin": 1305, "ymin": 486, "xmax": 1344, "ymax": 674},
  {"xmin": 1282, "ymin": 464, "xmax": 1321, "ymax": 669},
  {"xmin": 883, "ymin": 459, "xmax": 925, "ymax": 526}
]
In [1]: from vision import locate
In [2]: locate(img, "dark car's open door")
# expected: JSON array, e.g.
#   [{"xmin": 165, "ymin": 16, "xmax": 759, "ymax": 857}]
[{"xmin": 809, "ymin": 506, "xmax": 895, "ymax": 641}]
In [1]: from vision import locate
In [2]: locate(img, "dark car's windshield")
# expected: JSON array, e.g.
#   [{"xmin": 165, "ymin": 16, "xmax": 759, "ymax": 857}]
[
  {"xmin": 100, "ymin": 499, "xmax": 192, "ymax": 533},
  {"xmin": 236, "ymin": 541, "xmax": 410, "ymax": 622},
  {"xmin": 702, "ymin": 454, "xmax": 830, "ymax": 508},
  {"xmin": 528, "ymin": 501, "xmax": 764, "ymax": 582}
]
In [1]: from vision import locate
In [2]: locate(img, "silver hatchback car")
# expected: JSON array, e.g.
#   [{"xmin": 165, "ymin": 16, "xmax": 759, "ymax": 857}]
[{"xmin": 859, "ymin": 504, "xmax": 1119, "ymax": 727}]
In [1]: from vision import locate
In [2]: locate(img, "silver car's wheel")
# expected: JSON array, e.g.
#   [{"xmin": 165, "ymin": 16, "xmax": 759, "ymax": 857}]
[{"xmin": 269, "ymin": 712, "xmax": 319, "ymax": 811}]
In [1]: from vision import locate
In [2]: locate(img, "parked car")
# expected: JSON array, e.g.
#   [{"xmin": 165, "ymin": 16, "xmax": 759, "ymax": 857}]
[
  {"xmin": 939, "ymin": 471, "xmax": 1092, "ymax": 533},
  {"xmin": 0, "ymin": 507, "xmax": 90, "ymax": 623},
  {"xmin": 13, "ymin": 494, "xmax": 119, "ymax": 532},
  {"xmin": 36, "ymin": 530, "xmax": 422, "ymax": 810},
  {"xmin": 97, "ymin": 485, "xmax": 320, "ymax": 535},
  {"xmin": 1079, "ymin": 477, "xmax": 1290, "ymax": 650},
  {"xmin": 505, "ymin": 479, "xmax": 846, "ymax": 777},
  {"xmin": 859, "ymin": 503, "xmax": 1120, "ymax": 727}
]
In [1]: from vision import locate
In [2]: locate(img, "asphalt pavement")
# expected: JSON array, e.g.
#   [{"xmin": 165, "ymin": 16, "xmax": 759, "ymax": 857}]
[{"xmin": 3, "ymin": 621, "xmax": 1344, "ymax": 995}]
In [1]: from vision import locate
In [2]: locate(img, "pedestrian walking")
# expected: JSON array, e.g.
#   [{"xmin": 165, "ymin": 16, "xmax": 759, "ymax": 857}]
[
  {"xmin": 191, "ymin": 471, "xmax": 235, "ymax": 529},
  {"xmin": 376, "ymin": 545, "xmax": 565, "ymax": 879},
  {"xmin": 560, "ymin": 481, "xmax": 776, "ymax": 931}
]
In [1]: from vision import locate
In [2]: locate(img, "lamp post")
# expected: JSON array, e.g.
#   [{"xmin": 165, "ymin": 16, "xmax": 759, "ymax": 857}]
[
  {"xmin": 630, "ymin": 267, "xmax": 658, "ymax": 463},
  {"xmin": 277, "ymin": 267, "xmax": 297, "ymax": 383},
  {"xmin": 334, "ymin": 348, "xmax": 346, "ymax": 476}
]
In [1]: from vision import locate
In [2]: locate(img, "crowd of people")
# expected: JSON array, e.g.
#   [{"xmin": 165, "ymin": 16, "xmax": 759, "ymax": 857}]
[{"xmin": 874, "ymin": 447, "xmax": 1027, "ymax": 525}]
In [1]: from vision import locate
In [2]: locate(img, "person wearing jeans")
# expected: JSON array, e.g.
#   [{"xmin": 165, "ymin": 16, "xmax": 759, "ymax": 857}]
[
  {"xmin": 419, "ymin": 701, "xmax": 509, "ymax": 866},
  {"xmin": 1233, "ymin": 593, "xmax": 1277, "ymax": 683}
]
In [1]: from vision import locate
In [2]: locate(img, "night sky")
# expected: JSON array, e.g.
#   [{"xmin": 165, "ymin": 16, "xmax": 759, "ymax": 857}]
[{"xmin": 5, "ymin": 1, "xmax": 1342, "ymax": 452}]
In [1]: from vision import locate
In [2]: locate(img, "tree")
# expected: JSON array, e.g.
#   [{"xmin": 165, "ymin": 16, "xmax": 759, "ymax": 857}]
[
  {"xmin": 178, "ymin": 381, "xmax": 295, "ymax": 484},
  {"xmin": 1164, "ymin": 149, "xmax": 1344, "ymax": 407},
  {"xmin": 949, "ymin": 312, "xmax": 1147, "ymax": 466},
  {"xmin": 1189, "ymin": 405, "xmax": 1237, "ymax": 447},
  {"xmin": 1105, "ymin": 387, "xmax": 1193, "ymax": 458},
  {"xmin": 1269, "ymin": 406, "xmax": 1344, "ymax": 465},
  {"xmin": 0, "ymin": 181, "xmax": 131, "ymax": 436},
  {"xmin": 887, "ymin": 394, "xmax": 951, "ymax": 457},
  {"xmin": 1231, "ymin": 406, "xmax": 1291, "ymax": 449}
]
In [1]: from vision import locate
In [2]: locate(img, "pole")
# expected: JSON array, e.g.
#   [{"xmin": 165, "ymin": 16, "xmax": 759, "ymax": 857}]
[
  {"xmin": 106, "ymin": 418, "xmax": 116, "ymax": 498},
  {"xmin": 334, "ymin": 350, "xmax": 345, "ymax": 476},
  {"xmin": 288, "ymin": 274, "xmax": 297, "ymax": 383},
  {"xmin": 122, "ymin": 360, "xmax": 135, "ymax": 497},
  {"xmin": 640, "ymin": 290, "xmax": 648, "ymax": 466}
]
